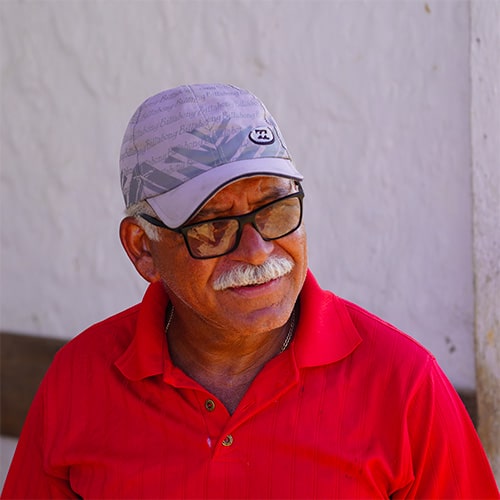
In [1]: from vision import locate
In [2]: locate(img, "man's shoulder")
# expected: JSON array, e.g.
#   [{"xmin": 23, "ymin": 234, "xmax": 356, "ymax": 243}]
[
  {"xmin": 82, "ymin": 302, "xmax": 141, "ymax": 335},
  {"xmin": 339, "ymin": 297, "xmax": 435, "ymax": 364},
  {"xmin": 55, "ymin": 303, "xmax": 142, "ymax": 366},
  {"xmin": 328, "ymin": 297, "xmax": 444, "ymax": 406}
]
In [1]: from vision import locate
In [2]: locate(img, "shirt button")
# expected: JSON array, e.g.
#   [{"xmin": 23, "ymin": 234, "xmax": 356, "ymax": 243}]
[
  {"xmin": 205, "ymin": 399, "xmax": 216, "ymax": 411},
  {"xmin": 221, "ymin": 434, "xmax": 233, "ymax": 447}
]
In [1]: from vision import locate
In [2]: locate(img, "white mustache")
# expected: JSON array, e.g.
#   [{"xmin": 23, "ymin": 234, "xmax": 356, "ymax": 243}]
[{"xmin": 213, "ymin": 257, "xmax": 294, "ymax": 291}]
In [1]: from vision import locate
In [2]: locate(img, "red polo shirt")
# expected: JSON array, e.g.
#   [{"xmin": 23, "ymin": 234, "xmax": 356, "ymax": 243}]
[{"xmin": 3, "ymin": 271, "xmax": 498, "ymax": 498}]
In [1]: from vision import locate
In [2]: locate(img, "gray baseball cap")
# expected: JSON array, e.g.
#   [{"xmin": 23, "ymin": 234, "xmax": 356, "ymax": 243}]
[{"xmin": 120, "ymin": 83, "xmax": 303, "ymax": 229}]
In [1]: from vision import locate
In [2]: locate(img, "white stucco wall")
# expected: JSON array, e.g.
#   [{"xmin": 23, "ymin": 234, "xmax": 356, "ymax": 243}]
[{"xmin": 0, "ymin": 0, "xmax": 478, "ymax": 393}]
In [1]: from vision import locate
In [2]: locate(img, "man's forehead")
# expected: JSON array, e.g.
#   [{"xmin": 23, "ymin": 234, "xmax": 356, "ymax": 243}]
[{"xmin": 196, "ymin": 175, "xmax": 295, "ymax": 216}]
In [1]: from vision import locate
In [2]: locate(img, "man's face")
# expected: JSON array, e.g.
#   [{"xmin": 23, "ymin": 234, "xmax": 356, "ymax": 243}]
[{"xmin": 148, "ymin": 176, "xmax": 308, "ymax": 335}]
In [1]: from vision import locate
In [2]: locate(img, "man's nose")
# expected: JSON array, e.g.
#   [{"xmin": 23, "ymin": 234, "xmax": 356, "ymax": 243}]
[{"xmin": 231, "ymin": 223, "xmax": 274, "ymax": 265}]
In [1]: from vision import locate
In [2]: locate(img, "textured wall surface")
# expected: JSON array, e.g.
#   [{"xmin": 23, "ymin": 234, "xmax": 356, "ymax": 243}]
[
  {"xmin": 471, "ymin": 0, "xmax": 500, "ymax": 480},
  {"xmin": 0, "ymin": 0, "xmax": 475, "ymax": 393}
]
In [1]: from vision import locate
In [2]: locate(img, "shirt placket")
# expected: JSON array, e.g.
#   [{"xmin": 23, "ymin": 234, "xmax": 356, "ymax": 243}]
[{"xmin": 194, "ymin": 392, "xmax": 233, "ymax": 452}]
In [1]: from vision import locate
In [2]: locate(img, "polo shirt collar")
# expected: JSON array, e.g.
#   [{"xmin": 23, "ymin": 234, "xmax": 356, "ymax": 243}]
[
  {"xmin": 293, "ymin": 270, "xmax": 362, "ymax": 367},
  {"xmin": 115, "ymin": 281, "xmax": 169, "ymax": 381}
]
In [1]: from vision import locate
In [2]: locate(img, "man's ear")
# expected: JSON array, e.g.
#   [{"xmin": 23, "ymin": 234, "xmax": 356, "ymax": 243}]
[{"xmin": 119, "ymin": 217, "xmax": 161, "ymax": 283}]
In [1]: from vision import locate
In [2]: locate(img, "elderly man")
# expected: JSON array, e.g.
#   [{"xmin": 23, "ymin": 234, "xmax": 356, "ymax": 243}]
[{"xmin": 3, "ymin": 84, "xmax": 498, "ymax": 499}]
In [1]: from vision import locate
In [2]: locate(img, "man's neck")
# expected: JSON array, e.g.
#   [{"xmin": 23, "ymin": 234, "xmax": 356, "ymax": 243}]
[{"xmin": 166, "ymin": 309, "xmax": 293, "ymax": 414}]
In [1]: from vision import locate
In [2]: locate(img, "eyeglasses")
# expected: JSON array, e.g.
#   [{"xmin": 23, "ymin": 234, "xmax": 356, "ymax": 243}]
[{"xmin": 140, "ymin": 185, "xmax": 304, "ymax": 259}]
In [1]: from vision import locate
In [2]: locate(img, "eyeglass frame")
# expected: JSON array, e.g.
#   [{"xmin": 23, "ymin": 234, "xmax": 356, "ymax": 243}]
[{"xmin": 139, "ymin": 183, "xmax": 305, "ymax": 259}]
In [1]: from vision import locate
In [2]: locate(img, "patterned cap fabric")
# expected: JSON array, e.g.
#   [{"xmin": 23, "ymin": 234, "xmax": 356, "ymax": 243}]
[{"xmin": 120, "ymin": 83, "xmax": 303, "ymax": 228}]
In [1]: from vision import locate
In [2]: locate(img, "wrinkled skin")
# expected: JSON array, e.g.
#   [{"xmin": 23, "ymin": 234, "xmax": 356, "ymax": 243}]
[{"xmin": 121, "ymin": 175, "xmax": 308, "ymax": 340}]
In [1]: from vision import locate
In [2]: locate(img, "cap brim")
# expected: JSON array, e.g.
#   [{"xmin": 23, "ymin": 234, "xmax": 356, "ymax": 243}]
[{"xmin": 148, "ymin": 157, "xmax": 303, "ymax": 229}]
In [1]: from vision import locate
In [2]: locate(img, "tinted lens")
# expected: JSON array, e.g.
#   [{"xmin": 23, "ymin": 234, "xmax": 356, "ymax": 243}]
[
  {"xmin": 255, "ymin": 197, "xmax": 302, "ymax": 239},
  {"xmin": 185, "ymin": 219, "xmax": 239, "ymax": 258}
]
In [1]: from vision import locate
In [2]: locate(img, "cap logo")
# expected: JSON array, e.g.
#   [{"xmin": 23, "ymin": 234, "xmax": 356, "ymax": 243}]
[{"xmin": 249, "ymin": 127, "xmax": 275, "ymax": 145}]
